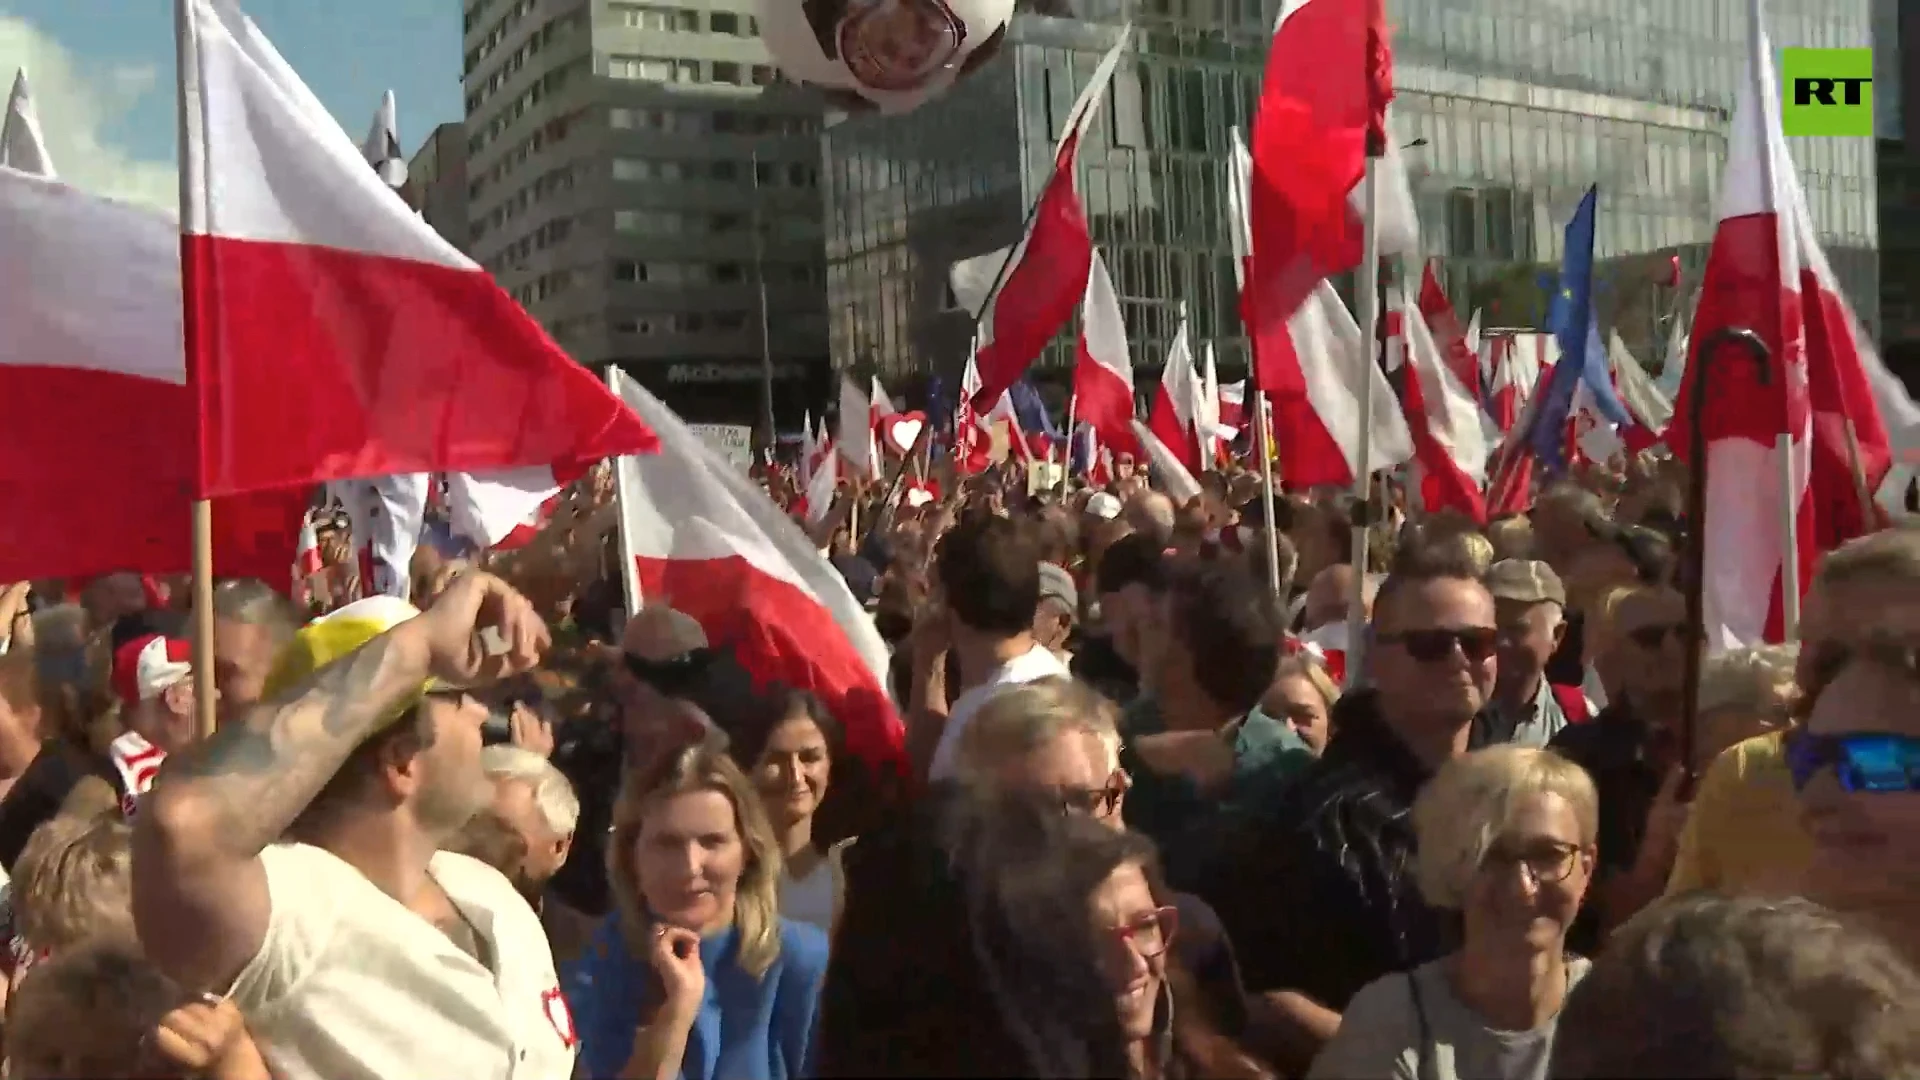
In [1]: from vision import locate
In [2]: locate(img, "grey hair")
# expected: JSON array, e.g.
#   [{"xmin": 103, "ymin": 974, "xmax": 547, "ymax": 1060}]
[
  {"xmin": 955, "ymin": 677, "xmax": 1123, "ymax": 780},
  {"xmin": 1698, "ymin": 643, "xmax": 1798, "ymax": 720},
  {"xmin": 210, "ymin": 578, "xmax": 299, "ymax": 644},
  {"xmin": 479, "ymin": 745, "xmax": 581, "ymax": 836},
  {"xmin": 1411, "ymin": 745, "xmax": 1599, "ymax": 910}
]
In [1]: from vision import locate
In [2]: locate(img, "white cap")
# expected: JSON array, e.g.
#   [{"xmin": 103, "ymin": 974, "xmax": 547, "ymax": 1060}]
[{"xmin": 1085, "ymin": 492, "xmax": 1123, "ymax": 520}]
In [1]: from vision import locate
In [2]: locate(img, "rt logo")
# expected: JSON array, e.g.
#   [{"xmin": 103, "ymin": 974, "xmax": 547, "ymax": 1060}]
[{"xmin": 1780, "ymin": 47, "xmax": 1873, "ymax": 136}]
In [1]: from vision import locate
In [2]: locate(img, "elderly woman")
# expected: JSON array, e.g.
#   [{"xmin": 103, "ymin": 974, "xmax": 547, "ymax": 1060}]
[{"xmin": 1308, "ymin": 746, "xmax": 1598, "ymax": 1080}]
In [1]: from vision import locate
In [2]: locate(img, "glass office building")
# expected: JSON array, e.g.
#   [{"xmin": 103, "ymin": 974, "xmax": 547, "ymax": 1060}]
[
  {"xmin": 821, "ymin": 0, "xmax": 1881, "ymax": 386},
  {"xmin": 1874, "ymin": 0, "xmax": 1918, "ymax": 367}
]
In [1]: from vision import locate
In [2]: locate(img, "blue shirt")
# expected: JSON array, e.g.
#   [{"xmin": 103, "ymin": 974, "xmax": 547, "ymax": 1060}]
[{"xmin": 563, "ymin": 911, "xmax": 829, "ymax": 1080}]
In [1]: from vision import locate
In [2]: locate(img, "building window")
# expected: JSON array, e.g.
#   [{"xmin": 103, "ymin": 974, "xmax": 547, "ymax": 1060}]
[
  {"xmin": 614, "ymin": 4, "xmax": 699, "ymax": 31},
  {"xmin": 613, "ymin": 260, "xmax": 648, "ymax": 283},
  {"xmin": 712, "ymin": 61, "xmax": 744, "ymax": 85},
  {"xmin": 710, "ymin": 11, "xmax": 742, "ymax": 34},
  {"xmin": 714, "ymin": 262, "xmax": 746, "ymax": 283},
  {"xmin": 610, "ymin": 56, "xmax": 675, "ymax": 82},
  {"xmin": 752, "ymin": 64, "xmax": 776, "ymax": 86}
]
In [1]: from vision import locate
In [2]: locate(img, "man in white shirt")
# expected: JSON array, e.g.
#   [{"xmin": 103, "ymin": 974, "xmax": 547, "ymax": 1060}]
[
  {"xmin": 131, "ymin": 574, "xmax": 576, "ymax": 1080},
  {"xmin": 911, "ymin": 515, "xmax": 1069, "ymax": 780}
]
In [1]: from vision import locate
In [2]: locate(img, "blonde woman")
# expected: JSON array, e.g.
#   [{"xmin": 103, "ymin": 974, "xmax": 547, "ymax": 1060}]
[
  {"xmin": 1258, "ymin": 653, "xmax": 1339, "ymax": 756},
  {"xmin": 1309, "ymin": 747, "xmax": 1599, "ymax": 1080},
  {"xmin": 563, "ymin": 743, "xmax": 828, "ymax": 1080},
  {"xmin": 1691, "ymin": 644, "xmax": 1797, "ymax": 769}
]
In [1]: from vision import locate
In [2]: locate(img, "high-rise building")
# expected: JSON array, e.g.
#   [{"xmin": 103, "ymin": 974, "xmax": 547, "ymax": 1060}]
[
  {"xmin": 822, "ymin": 0, "xmax": 1880, "ymax": 388},
  {"xmin": 461, "ymin": 0, "xmax": 830, "ymax": 425},
  {"xmin": 1876, "ymin": 0, "xmax": 1919, "ymax": 375},
  {"xmin": 406, "ymin": 122, "xmax": 472, "ymax": 253}
]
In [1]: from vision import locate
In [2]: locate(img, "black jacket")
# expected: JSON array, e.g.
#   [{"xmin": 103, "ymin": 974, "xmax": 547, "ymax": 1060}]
[{"xmin": 1186, "ymin": 690, "xmax": 1460, "ymax": 1011}]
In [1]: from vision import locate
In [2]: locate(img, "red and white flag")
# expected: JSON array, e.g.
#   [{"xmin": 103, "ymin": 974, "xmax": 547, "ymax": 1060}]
[
  {"xmin": 1228, "ymin": 126, "xmax": 1410, "ymax": 490},
  {"xmin": 178, "ymin": 0, "xmax": 652, "ymax": 500},
  {"xmin": 1395, "ymin": 296, "xmax": 1488, "ymax": 520},
  {"xmin": 608, "ymin": 369, "xmax": 905, "ymax": 777},
  {"xmin": 1072, "ymin": 249, "xmax": 1139, "ymax": 457},
  {"xmin": 968, "ymin": 26, "xmax": 1128, "ymax": 409},
  {"xmin": 1147, "ymin": 309, "xmax": 1206, "ymax": 474},
  {"xmin": 836, "ymin": 375, "xmax": 877, "ymax": 480},
  {"xmin": 1669, "ymin": 5, "xmax": 1815, "ymax": 648}
]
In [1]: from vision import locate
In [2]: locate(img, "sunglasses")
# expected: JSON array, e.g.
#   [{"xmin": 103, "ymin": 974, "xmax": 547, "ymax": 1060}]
[
  {"xmin": 1378, "ymin": 627, "xmax": 1498, "ymax": 664},
  {"xmin": 1626, "ymin": 622, "xmax": 1693, "ymax": 650},
  {"xmin": 1787, "ymin": 731, "xmax": 1920, "ymax": 793}
]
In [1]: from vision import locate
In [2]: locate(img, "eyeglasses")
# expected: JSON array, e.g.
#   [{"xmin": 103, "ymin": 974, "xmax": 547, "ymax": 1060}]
[
  {"xmin": 1056, "ymin": 773, "xmax": 1129, "ymax": 819},
  {"xmin": 1787, "ymin": 731, "xmax": 1920, "ymax": 793},
  {"xmin": 1378, "ymin": 627, "xmax": 1498, "ymax": 664},
  {"xmin": 1482, "ymin": 840, "xmax": 1581, "ymax": 885},
  {"xmin": 1103, "ymin": 906, "xmax": 1179, "ymax": 961},
  {"xmin": 1625, "ymin": 623, "xmax": 1693, "ymax": 650}
]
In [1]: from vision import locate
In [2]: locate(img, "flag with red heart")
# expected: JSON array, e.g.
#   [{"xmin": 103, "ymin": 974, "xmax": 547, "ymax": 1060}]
[
  {"xmin": 878, "ymin": 411, "xmax": 929, "ymax": 456},
  {"xmin": 903, "ymin": 478, "xmax": 942, "ymax": 509}
]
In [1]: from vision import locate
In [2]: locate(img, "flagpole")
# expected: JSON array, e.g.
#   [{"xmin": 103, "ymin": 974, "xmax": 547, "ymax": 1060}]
[
  {"xmin": 1061, "ymin": 392, "xmax": 1076, "ymax": 496},
  {"xmin": 605, "ymin": 369, "xmax": 645, "ymax": 621},
  {"xmin": 1344, "ymin": 157, "xmax": 1381, "ymax": 688},
  {"xmin": 1745, "ymin": 0, "xmax": 1798, "ymax": 639},
  {"xmin": 750, "ymin": 150, "xmax": 776, "ymax": 451},
  {"xmin": 177, "ymin": 0, "xmax": 218, "ymax": 741}
]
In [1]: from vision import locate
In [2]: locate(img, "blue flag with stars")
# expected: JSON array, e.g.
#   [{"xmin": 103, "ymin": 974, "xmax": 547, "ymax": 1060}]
[{"xmin": 1526, "ymin": 186, "xmax": 1630, "ymax": 473}]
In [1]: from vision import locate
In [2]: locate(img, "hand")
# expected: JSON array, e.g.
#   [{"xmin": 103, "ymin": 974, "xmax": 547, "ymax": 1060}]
[
  {"xmin": 509, "ymin": 701, "xmax": 555, "ymax": 758},
  {"xmin": 1638, "ymin": 765, "xmax": 1691, "ymax": 868},
  {"xmin": 1133, "ymin": 731, "xmax": 1235, "ymax": 794},
  {"xmin": 649, "ymin": 924, "xmax": 707, "ymax": 1015},
  {"xmin": 149, "ymin": 995, "xmax": 253, "ymax": 1075},
  {"xmin": 413, "ymin": 571, "xmax": 550, "ymax": 686}
]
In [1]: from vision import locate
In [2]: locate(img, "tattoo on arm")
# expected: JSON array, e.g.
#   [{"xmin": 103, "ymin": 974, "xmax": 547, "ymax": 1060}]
[{"xmin": 155, "ymin": 628, "xmax": 426, "ymax": 856}]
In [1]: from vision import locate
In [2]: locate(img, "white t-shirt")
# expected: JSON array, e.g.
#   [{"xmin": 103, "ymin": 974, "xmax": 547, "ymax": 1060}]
[
  {"xmin": 230, "ymin": 843, "xmax": 577, "ymax": 1080},
  {"xmin": 927, "ymin": 643, "xmax": 1071, "ymax": 780}
]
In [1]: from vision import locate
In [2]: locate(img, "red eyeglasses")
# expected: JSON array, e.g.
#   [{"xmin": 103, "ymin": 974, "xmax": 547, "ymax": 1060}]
[{"xmin": 1104, "ymin": 906, "xmax": 1179, "ymax": 961}]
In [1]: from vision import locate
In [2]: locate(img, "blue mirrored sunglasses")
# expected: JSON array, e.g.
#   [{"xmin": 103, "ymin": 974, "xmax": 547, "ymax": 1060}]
[{"xmin": 1787, "ymin": 732, "xmax": 1920, "ymax": 794}]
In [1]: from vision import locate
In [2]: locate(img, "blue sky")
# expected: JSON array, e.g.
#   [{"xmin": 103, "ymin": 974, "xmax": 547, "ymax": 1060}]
[{"xmin": 0, "ymin": 0, "xmax": 461, "ymax": 206}]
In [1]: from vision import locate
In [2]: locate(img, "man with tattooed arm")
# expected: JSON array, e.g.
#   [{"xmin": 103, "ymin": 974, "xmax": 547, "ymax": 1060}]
[{"xmin": 130, "ymin": 573, "xmax": 578, "ymax": 1080}]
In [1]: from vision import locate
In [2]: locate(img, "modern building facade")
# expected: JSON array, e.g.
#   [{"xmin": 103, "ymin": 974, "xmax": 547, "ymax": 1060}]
[
  {"xmin": 405, "ymin": 122, "xmax": 473, "ymax": 253},
  {"xmin": 460, "ymin": 0, "xmax": 830, "ymax": 425},
  {"xmin": 822, "ymin": 0, "xmax": 1881, "ymax": 389}
]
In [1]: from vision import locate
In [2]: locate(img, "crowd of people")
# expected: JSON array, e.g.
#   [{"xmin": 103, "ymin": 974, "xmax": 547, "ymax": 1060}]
[{"xmin": 0, "ymin": 443, "xmax": 1918, "ymax": 1080}]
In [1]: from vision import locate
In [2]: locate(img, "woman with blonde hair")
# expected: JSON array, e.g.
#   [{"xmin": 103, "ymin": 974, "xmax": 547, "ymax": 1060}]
[
  {"xmin": 1257, "ymin": 653, "xmax": 1339, "ymax": 756},
  {"xmin": 563, "ymin": 741, "xmax": 829, "ymax": 1080},
  {"xmin": 1309, "ymin": 746, "xmax": 1599, "ymax": 1080}
]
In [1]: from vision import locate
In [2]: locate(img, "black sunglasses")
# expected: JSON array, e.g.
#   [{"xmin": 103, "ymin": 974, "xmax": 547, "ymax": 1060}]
[{"xmin": 1379, "ymin": 627, "xmax": 1498, "ymax": 664}]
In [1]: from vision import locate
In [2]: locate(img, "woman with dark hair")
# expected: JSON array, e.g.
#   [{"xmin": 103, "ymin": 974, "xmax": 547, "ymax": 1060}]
[
  {"xmin": 818, "ymin": 785, "xmax": 1267, "ymax": 1080},
  {"xmin": 720, "ymin": 687, "xmax": 852, "ymax": 934}
]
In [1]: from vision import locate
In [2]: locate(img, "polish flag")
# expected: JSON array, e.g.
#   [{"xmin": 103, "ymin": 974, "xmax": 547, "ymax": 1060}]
[
  {"xmin": 1131, "ymin": 421, "xmax": 1203, "ymax": 504},
  {"xmin": 801, "ymin": 438, "xmax": 837, "ymax": 528},
  {"xmin": 1485, "ymin": 333, "xmax": 1553, "ymax": 434},
  {"xmin": 178, "ymin": 0, "xmax": 652, "ymax": 501},
  {"xmin": 952, "ymin": 357, "xmax": 992, "ymax": 476},
  {"xmin": 1396, "ymin": 296, "xmax": 1488, "ymax": 521},
  {"xmin": 1147, "ymin": 310, "xmax": 1206, "ymax": 474},
  {"xmin": 969, "ymin": 27, "xmax": 1128, "ymax": 409},
  {"xmin": 1072, "ymin": 249, "xmax": 1140, "ymax": 457},
  {"xmin": 1463, "ymin": 308, "xmax": 1482, "ymax": 366},
  {"xmin": 1668, "ymin": 6, "xmax": 1814, "ymax": 648},
  {"xmin": 1418, "ymin": 262, "xmax": 1483, "ymax": 403},
  {"xmin": 290, "ymin": 515, "xmax": 324, "ymax": 603},
  {"xmin": 1606, "ymin": 330, "xmax": 1673, "ymax": 452},
  {"xmin": 1244, "ymin": 0, "xmax": 1401, "ymax": 384},
  {"xmin": 1228, "ymin": 127, "xmax": 1410, "ymax": 491},
  {"xmin": 0, "ymin": 56, "xmax": 308, "ymax": 581},
  {"xmin": 869, "ymin": 376, "xmax": 898, "ymax": 424},
  {"xmin": 608, "ymin": 369, "xmax": 905, "ymax": 776}
]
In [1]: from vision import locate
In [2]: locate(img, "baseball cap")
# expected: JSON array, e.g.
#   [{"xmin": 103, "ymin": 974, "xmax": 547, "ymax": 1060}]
[
  {"xmin": 112, "ymin": 633, "xmax": 192, "ymax": 708},
  {"xmin": 1085, "ymin": 491, "xmax": 1123, "ymax": 521},
  {"xmin": 262, "ymin": 595, "xmax": 436, "ymax": 723},
  {"xmin": 1485, "ymin": 559, "xmax": 1567, "ymax": 607},
  {"xmin": 1037, "ymin": 563, "xmax": 1079, "ymax": 618}
]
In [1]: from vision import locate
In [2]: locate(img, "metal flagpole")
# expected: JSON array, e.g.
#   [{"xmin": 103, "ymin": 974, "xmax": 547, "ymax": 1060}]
[
  {"xmin": 1344, "ymin": 157, "xmax": 1382, "ymax": 689},
  {"xmin": 751, "ymin": 150, "xmax": 776, "ymax": 452}
]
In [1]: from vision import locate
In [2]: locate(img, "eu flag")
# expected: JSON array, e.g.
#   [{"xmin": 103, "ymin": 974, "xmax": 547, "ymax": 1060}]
[{"xmin": 1529, "ymin": 186, "xmax": 1604, "ymax": 472}]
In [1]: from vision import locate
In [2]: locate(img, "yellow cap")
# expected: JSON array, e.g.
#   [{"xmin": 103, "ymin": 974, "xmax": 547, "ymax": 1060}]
[{"xmin": 262, "ymin": 595, "xmax": 434, "ymax": 719}]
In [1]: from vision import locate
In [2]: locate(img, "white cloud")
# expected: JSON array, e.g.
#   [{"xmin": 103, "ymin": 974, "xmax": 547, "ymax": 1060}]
[{"xmin": 0, "ymin": 15, "xmax": 176, "ymax": 211}]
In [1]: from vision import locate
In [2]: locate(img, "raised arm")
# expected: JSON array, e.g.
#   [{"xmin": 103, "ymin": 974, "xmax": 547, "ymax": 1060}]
[{"xmin": 131, "ymin": 572, "xmax": 547, "ymax": 991}]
